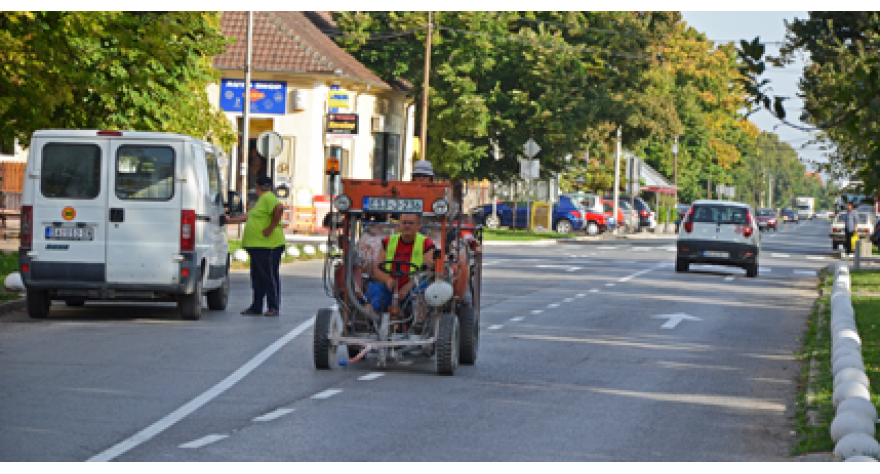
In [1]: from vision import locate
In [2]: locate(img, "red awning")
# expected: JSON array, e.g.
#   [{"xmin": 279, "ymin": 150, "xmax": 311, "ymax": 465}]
[{"xmin": 642, "ymin": 186, "xmax": 677, "ymax": 195}]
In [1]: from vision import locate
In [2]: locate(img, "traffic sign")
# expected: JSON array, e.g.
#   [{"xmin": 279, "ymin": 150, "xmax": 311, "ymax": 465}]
[
  {"xmin": 523, "ymin": 138, "xmax": 541, "ymax": 159},
  {"xmin": 256, "ymin": 131, "xmax": 283, "ymax": 159}
]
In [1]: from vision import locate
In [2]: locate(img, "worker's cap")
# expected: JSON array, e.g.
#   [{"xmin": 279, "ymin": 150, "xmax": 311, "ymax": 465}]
[
  {"xmin": 256, "ymin": 176, "xmax": 273, "ymax": 190},
  {"xmin": 412, "ymin": 160, "xmax": 434, "ymax": 177}
]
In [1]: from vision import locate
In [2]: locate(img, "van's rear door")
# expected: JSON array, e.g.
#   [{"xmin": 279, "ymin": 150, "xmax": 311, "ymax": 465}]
[
  {"xmin": 105, "ymin": 138, "xmax": 183, "ymax": 285},
  {"xmin": 30, "ymin": 136, "xmax": 108, "ymax": 283}
]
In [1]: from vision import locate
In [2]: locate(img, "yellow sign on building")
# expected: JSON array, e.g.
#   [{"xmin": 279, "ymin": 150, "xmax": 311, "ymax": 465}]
[{"xmin": 328, "ymin": 90, "xmax": 350, "ymax": 109}]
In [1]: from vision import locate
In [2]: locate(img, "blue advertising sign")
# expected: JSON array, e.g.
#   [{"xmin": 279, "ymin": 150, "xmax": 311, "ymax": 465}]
[{"xmin": 219, "ymin": 79, "xmax": 287, "ymax": 114}]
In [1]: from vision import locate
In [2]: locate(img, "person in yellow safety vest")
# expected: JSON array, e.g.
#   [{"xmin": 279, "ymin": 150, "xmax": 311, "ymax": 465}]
[{"xmin": 365, "ymin": 213, "xmax": 437, "ymax": 313}]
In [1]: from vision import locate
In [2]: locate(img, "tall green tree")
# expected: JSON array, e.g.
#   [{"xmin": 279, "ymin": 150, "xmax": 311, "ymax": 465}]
[{"xmin": 0, "ymin": 12, "xmax": 235, "ymax": 148}]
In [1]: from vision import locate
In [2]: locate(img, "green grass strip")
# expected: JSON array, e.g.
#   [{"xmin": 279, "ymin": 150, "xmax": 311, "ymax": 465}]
[{"xmin": 482, "ymin": 228, "xmax": 577, "ymax": 241}]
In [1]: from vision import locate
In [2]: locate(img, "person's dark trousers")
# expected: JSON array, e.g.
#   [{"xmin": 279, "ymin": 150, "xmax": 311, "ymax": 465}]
[
  {"xmin": 245, "ymin": 247, "xmax": 278, "ymax": 313},
  {"xmin": 845, "ymin": 230, "xmax": 854, "ymax": 255},
  {"xmin": 269, "ymin": 245, "xmax": 284, "ymax": 312}
]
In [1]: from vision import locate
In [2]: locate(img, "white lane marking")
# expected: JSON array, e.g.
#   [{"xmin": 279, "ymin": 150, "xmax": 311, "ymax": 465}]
[
  {"xmin": 358, "ymin": 373, "xmax": 385, "ymax": 381},
  {"xmin": 597, "ymin": 246, "xmax": 617, "ymax": 250},
  {"xmin": 483, "ymin": 260, "xmax": 500, "ymax": 266},
  {"xmin": 86, "ymin": 317, "xmax": 315, "ymax": 462},
  {"xmin": 488, "ymin": 325, "xmax": 503, "ymax": 330},
  {"xmin": 531, "ymin": 310, "xmax": 543, "ymax": 315},
  {"xmin": 794, "ymin": 270, "xmax": 817, "ymax": 276},
  {"xmin": 510, "ymin": 317, "xmax": 525, "ymax": 322},
  {"xmin": 632, "ymin": 247, "xmax": 651, "ymax": 251},
  {"xmin": 618, "ymin": 266, "xmax": 658, "ymax": 282},
  {"xmin": 663, "ymin": 246, "xmax": 677, "ymax": 251},
  {"xmin": 253, "ymin": 408, "xmax": 296, "ymax": 422},
  {"xmin": 806, "ymin": 256, "xmax": 826, "ymax": 260},
  {"xmin": 763, "ymin": 267, "xmax": 772, "ymax": 273},
  {"xmin": 724, "ymin": 276, "xmax": 735, "ymax": 281},
  {"xmin": 563, "ymin": 298, "xmax": 574, "ymax": 303},
  {"xmin": 576, "ymin": 293, "xmax": 586, "ymax": 298},
  {"xmin": 311, "ymin": 389, "xmax": 343, "ymax": 400},
  {"xmin": 615, "ymin": 260, "xmax": 637, "ymax": 264},
  {"xmin": 590, "ymin": 289, "xmax": 599, "ymax": 293},
  {"xmin": 652, "ymin": 313, "xmax": 702, "ymax": 330},
  {"xmin": 606, "ymin": 283, "xmax": 616, "ymax": 287},
  {"xmin": 547, "ymin": 303, "xmax": 560, "ymax": 308},
  {"xmin": 398, "ymin": 360, "xmax": 413, "ymax": 366},
  {"xmin": 179, "ymin": 434, "xmax": 228, "ymax": 449},
  {"xmin": 771, "ymin": 253, "xmax": 790, "ymax": 258}
]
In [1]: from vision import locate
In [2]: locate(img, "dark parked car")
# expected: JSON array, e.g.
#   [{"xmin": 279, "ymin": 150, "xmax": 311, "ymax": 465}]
[
  {"xmin": 471, "ymin": 195, "xmax": 587, "ymax": 234},
  {"xmin": 604, "ymin": 195, "xmax": 653, "ymax": 230}
]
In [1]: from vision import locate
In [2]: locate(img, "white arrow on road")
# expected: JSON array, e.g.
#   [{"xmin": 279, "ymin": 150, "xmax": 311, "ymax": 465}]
[{"xmin": 651, "ymin": 313, "xmax": 702, "ymax": 329}]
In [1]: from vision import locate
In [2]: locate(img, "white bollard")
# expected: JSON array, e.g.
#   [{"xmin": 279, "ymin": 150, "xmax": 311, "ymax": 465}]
[
  {"xmin": 830, "ymin": 411, "xmax": 876, "ymax": 442},
  {"xmin": 834, "ymin": 367, "xmax": 871, "ymax": 390},
  {"xmin": 833, "ymin": 354, "xmax": 866, "ymax": 376},
  {"xmin": 318, "ymin": 243, "xmax": 328, "ymax": 253},
  {"xmin": 834, "ymin": 432, "xmax": 880, "ymax": 460},
  {"xmin": 287, "ymin": 247, "xmax": 301, "ymax": 258},
  {"xmin": 233, "ymin": 249, "xmax": 248, "ymax": 262},
  {"xmin": 833, "ymin": 338, "xmax": 862, "ymax": 356},
  {"xmin": 837, "ymin": 397, "xmax": 878, "ymax": 422},
  {"xmin": 833, "ymin": 328, "xmax": 862, "ymax": 346},
  {"xmin": 4, "ymin": 272, "xmax": 24, "ymax": 292},
  {"xmin": 832, "ymin": 347, "xmax": 861, "ymax": 365},
  {"xmin": 832, "ymin": 381, "xmax": 871, "ymax": 407},
  {"xmin": 303, "ymin": 245, "xmax": 316, "ymax": 255}
]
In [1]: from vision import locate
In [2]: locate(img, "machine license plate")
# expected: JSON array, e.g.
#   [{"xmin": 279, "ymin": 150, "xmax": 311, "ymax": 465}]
[
  {"xmin": 363, "ymin": 197, "xmax": 423, "ymax": 213},
  {"xmin": 703, "ymin": 251, "xmax": 728, "ymax": 258},
  {"xmin": 46, "ymin": 226, "xmax": 95, "ymax": 241}
]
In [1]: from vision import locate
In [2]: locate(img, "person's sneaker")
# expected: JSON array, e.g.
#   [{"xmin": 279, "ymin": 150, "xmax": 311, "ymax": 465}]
[{"xmin": 264, "ymin": 309, "xmax": 279, "ymax": 317}]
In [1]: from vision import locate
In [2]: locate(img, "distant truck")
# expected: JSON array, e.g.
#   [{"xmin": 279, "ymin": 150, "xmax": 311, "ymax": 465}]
[{"xmin": 796, "ymin": 196, "xmax": 815, "ymax": 220}]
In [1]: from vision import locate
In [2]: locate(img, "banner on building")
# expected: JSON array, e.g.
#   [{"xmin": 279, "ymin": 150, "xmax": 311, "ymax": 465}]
[
  {"xmin": 328, "ymin": 90, "xmax": 351, "ymax": 109},
  {"xmin": 220, "ymin": 79, "xmax": 287, "ymax": 114},
  {"xmin": 327, "ymin": 113, "xmax": 358, "ymax": 138}
]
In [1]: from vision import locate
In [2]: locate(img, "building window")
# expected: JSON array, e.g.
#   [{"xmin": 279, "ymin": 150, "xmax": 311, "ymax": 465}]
[{"xmin": 372, "ymin": 133, "xmax": 400, "ymax": 181}]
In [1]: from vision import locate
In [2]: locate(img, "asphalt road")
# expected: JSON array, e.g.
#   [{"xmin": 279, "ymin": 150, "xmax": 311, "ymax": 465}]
[{"xmin": 0, "ymin": 218, "xmax": 837, "ymax": 461}]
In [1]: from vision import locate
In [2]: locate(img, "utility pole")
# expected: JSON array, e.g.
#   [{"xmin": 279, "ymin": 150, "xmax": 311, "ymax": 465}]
[
  {"xmin": 613, "ymin": 126, "xmax": 621, "ymax": 234},
  {"xmin": 768, "ymin": 173, "xmax": 773, "ymax": 209},
  {"xmin": 241, "ymin": 11, "xmax": 253, "ymax": 211},
  {"xmin": 419, "ymin": 11, "xmax": 433, "ymax": 163},
  {"xmin": 673, "ymin": 136, "xmax": 679, "ymax": 205},
  {"xmin": 707, "ymin": 176, "xmax": 711, "ymax": 200}
]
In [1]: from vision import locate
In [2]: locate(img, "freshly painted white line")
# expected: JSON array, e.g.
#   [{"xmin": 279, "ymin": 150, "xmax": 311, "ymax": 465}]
[
  {"xmin": 488, "ymin": 325, "xmax": 503, "ymax": 330},
  {"xmin": 590, "ymin": 289, "xmax": 599, "ymax": 293},
  {"xmin": 618, "ymin": 266, "xmax": 658, "ymax": 282},
  {"xmin": 536, "ymin": 265, "xmax": 582, "ymax": 272},
  {"xmin": 563, "ymin": 298, "xmax": 574, "ymax": 302},
  {"xmin": 597, "ymin": 246, "xmax": 617, "ymax": 250},
  {"xmin": 652, "ymin": 313, "xmax": 702, "ymax": 329},
  {"xmin": 358, "ymin": 373, "xmax": 385, "ymax": 381},
  {"xmin": 253, "ymin": 408, "xmax": 296, "ymax": 422},
  {"xmin": 806, "ymin": 256, "xmax": 826, "ymax": 260},
  {"xmin": 724, "ymin": 276, "xmax": 735, "ymax": 281},
  {"xmin": 576, "ymin": 293, "xmax": 586, "ymax": 297},
  {"xmin": 794, "ymin": 270, "xmax": 817, "ymax": 276},
  {"xmin": 531, "ymin": 309, "xmax": 543, "ymax": 315},
  {"xmin": 606, "ymin": 283, "xmax": 616, "ymax": 287},
  {"xmin": 510, "ymin": 317, "xmax": 525, "ymax": 322},
  {"xmin": 763, "ymin": 267, "xmax": 772, "ymax": 273},
  {"xmin": 179, "ymin": 434, "xmax": 228, "ymax": 449},
  {"xmin": 771, "ymin": 253, "xmax": 790, "ymax": 258},
  {"xmin": 547, "ymin": 303, "xmax": 560, "ymax": 308},
  {"xmin": 398, "ymin": 360, "xmax": 413, "ymax": 366},
  {"xmin": 86, "ymin": 317, "xmax": 315, "ymax": 462},
  {"xmin": 311, "ymin": 389, "xmax": 343, "ymax": 400},
  {"xmin": 632, "ymin": 247, "xmax": 651, "ymax": 251}
]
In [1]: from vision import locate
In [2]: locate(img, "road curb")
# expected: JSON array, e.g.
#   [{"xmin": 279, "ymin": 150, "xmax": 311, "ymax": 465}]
[
  {"xmin": 828, "ymin": 262, "xmax": 880, "ymax": 461},
  {"xmin": 483, "ymin": 232, "xmax": 677, "ymax": 247},
  {"xmin": 0, "ymin": 295, "xmax": 26, "ymax": 315}
]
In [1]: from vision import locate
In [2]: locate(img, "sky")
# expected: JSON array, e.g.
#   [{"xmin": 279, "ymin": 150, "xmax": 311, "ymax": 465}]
[{"xmin": 680, "ymin": 11, "xmax": 824, "ymax": 174}]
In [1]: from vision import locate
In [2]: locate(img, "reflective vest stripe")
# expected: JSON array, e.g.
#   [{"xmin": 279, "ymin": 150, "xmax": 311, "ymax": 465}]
[{"xmin": 386, "ymin": 233, "xmax": 426, "ymax": 270}]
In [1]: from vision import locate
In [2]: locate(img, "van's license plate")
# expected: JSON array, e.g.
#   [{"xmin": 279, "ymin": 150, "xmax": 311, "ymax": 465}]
[
  {"xmin": 703, "ymin": 251, "xmax": 729, "ymax": 258},
  {"xmin": 46, "ymin": 226, "xmax": 94, "ymax": 241},
  {"xmin": 363, "ymin": 197, "xmax": 423, "ymax": 213}
]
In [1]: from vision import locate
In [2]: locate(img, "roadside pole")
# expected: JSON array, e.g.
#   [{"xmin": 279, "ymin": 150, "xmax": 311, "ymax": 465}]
[
  {"xmin": 613, "ymin": 126, "xmax": 621, "ymax": 235},
  {"xmin": 241, "ymin": 11, "xmax": 253, "ymax": 212}
]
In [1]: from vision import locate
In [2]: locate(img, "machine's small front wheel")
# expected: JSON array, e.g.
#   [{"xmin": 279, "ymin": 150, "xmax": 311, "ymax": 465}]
[
  {"xmin": 436, "ymin": 313, "xmax": 460, "ymax": 376},
  {"xmin": 313, "ymin": 308, "xmax": 339, "ymax": 369}
]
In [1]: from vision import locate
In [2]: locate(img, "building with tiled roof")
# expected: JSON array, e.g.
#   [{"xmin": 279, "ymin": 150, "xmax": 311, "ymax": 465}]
[
  {"xmin": 805, "ymin": 170, "xmax": 824, "ymax": 186},
  {"xmin": 209, "ymin": 11, "xmax": 416, "ymax": 225}
]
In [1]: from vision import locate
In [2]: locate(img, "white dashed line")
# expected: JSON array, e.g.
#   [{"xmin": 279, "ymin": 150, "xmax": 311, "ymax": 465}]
[
  {"xmin": 794, "ymin": 270, "xmax": 817, "ymax": 276},
  {"xmin": 606, "ymin": 283, "xmax": 616, "ymax": 287},
  {"xmin": 806, "ymin": 256, "xmax": 826, "ymax": 260},
  {"xmin": 311, "ymin": 389, "xmax": 343, "ymax": 400},
  {"xmin": 179, "ymin": 434, "xmax": 228, "ymax": 449},
  {"xmin": 398, "ymin": 360, "xmax": 413, "ymax": 366},
  {"xmin": 253, "ymin": 408, "xmax": 296, "ymax": 422},
  {"xmin": 724, "ymin": 276, "xmax": 735, "ymax": 281},
  {"xmin": 597, "ymin": 246, "xmax": 617, "ymax": 250},
  {"xmin": 771, "ymin": 253, "xmax": 790, "ymax": 258},
  {"xmin": 576, "ymin": 293, "xmax": 586, "ymax": 298},
  {"xmin": 632, "ymin": 247, "xmax": 650, "ymax": 251},
  {"xmin": 547, "ymin": 303, "xmax": 560, "ymax": 308},
  {"xmin": 618, "ymin": 267, "xmax": 656, "ymax": 283},
  {"xmin": 563, "ymin": 298, "xmax": 574, "ymax": 302},
  {"xmin": 510, "ymin": 317, "xmax": 524, "ymax": 322},
  {"xmin": 531, "ymin": 310, "xmax": 543, "ymax": 315},
  {"xmin": 488, "ymin": 325, "xmax": 503, "ymax": 330},
  {"xmin": 358, "ymin": 373, "xmax": 385, "ymax": 381},
  {"xmin": 763, "ymin": 267, "xmax": 772, "ymax": 273},
  {"xmin": 590, "ymin": 289, "xmax": 599, "ymax": 293}
]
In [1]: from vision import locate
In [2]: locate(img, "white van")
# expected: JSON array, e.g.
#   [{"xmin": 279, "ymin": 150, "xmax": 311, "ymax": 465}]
[{"xmin": 18, "ymin": 130, "xmax": 238, "ymax": 320}]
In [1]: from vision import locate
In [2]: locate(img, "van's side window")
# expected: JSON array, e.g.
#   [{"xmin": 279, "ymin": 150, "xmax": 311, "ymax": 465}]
[
  {"xmin": 116, "ymin": 146, "xmax": 174, "ymax": 201},
  {"xmin": 205, "ymin": 152, "xmax": 222, "ymax": 205},
  {"xmin": 41, "ymin": 144, "xmax": 101, "ymax": 199}
]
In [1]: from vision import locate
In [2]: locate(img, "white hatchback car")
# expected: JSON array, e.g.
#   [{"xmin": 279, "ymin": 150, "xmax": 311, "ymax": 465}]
[{"xmin": 676, "ymin": 200, "xmax": 761, "ymax": 277}]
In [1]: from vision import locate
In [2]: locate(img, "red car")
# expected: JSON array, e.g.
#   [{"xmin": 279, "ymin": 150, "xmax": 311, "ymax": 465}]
[{"xmin": 756, "ymin": 208, "xmax": 778, "ymax": 232}]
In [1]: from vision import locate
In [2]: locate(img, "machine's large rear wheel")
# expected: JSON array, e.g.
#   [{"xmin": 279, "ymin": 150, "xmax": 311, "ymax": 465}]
[
  {"xmin": 313, "ymin": 308, "xmax": 339, "ymax": 369},
  {"xmin": 457, "ymin": 302, "xmax": 478, "ymax": 365},
  {"xmin": 436, "ymin": 312, "xmax": 460, "ymax": 375}
]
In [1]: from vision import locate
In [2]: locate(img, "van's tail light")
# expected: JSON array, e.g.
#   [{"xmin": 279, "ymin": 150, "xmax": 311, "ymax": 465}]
[
  {"xmin": 20, "ymin": 205, "xmax": 33, "ymax": 248},
  {"xmin": 181, "ymin": 210, "xmax": 195, "ymax": 251}
]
